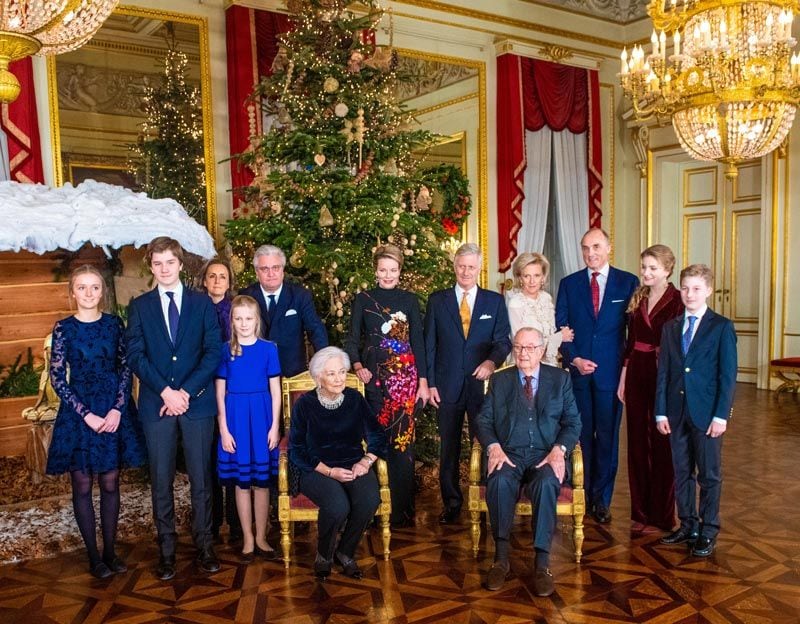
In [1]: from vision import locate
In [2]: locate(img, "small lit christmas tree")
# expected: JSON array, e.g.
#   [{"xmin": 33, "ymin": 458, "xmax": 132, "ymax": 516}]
[
  {"xmin": 225, "ymin": 0, "xmax": 471, "ymax": 341},
  {"xmin": 129, "ymin": 32, "xmax": 207, "ymax": 225}
]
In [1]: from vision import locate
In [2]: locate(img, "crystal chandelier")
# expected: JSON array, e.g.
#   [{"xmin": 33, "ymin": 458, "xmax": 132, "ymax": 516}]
[
  {"xmin": 0, "ymin": 0, "xmax": 118, "ymax": 103},
  {"xmin": 620, "ymin": 0, "xmax": 800, "ymax": 179}
]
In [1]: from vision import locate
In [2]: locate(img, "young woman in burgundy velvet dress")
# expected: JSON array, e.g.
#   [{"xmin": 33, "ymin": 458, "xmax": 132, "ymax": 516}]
[{"xmin": 617, "ymin": 245, "xmax": 684, "ymax": 533}]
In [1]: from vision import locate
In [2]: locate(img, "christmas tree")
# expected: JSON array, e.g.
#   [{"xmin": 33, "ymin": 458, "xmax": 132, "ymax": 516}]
[
  {"xmin": 128, "ymin": 31, "xmax": 207, "ymax": 226},
  {"xmin": 225, "ymin": 0, "xmax": 471, "ymax": 341}
]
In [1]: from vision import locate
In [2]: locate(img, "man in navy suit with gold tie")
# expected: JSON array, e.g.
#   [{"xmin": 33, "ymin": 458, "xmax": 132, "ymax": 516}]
[
  {"xmin": 126, "ymin": 237, "xmax": 222, "ymax": 581},
  {"xmin": 240, "ymin": 244, "xmax": 328, "ymax": 378},
  {"xmin": 425, "ymin": 243, "xmax": 511, "ymax": 524},
  {"xmin": 556, "ymin": 228, "xmax": 638, "ymax": 525}
]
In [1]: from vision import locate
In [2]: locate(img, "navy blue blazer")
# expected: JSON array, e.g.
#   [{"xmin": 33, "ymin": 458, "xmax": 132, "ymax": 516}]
[
  {"xmin": 555, "ymin": 266, "xmax": 638, "ymax": 391},
  {"xmin": 424, "ymin": 287, "xmax": 511, "ymax": 403},
  {"xmin": 126, "ymin": 286, "xmax": 222, "ymax": 423},
  {"xmin": 240, "ymin": 280, "xmax": 328, "ymax": 378},
  {"xmin": 477, "ymin": 365, "xmax": 581, "ymax": 454},
  {"xmin": 654, "ymin": 309, "xmax": 737, "ymax": 430}
]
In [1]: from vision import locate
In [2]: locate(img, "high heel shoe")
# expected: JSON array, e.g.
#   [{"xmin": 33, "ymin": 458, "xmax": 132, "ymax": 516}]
[
  {"xmin": 254, "ymin": 544, "xmax": 279, "ymax": 561},
  {"xmin": 335, "ymin": 552, "xmax": 363, "ymax": 579},
  {"xmin": 314, "ymin": 553, "xmax": 332, "ymax": 580}
]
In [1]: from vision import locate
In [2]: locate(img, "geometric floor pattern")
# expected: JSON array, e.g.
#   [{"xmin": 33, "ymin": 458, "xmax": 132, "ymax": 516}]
[{"xmin": 1, "ymin": 384, "xmax": 799, "ymax": 623}]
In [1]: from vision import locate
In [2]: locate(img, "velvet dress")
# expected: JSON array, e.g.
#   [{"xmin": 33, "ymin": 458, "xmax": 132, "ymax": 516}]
[
  {"xmin": 46, "ymin": 314, "xmax": 145, "ymax": 475},
  {"xmin": 344, "ymin": 287, "xmax": 426, "ymax": 526},
  {"xmin": 623, "ymin": 284, "xmax": 684, "ymax": 529}
]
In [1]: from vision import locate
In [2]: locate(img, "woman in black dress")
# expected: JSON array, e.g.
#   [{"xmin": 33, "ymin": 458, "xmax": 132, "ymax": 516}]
[
  {"xmin": 344, "ymin": 244, "xmax": 427, "ymax": 527},
  {"xmin": 46, "ymin": 265, "xmax": 145, "ymax": 578}
]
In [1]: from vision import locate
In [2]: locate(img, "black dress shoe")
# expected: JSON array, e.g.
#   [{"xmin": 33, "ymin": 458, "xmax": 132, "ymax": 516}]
[
  {"xmin": 89, "ymin": 561, "xmax": 113, "ymax": 579},
  {"xmin": 691, "ymin": 535, "xmax": 716, "ymax": 557},
  {"xmin": 196, "ymin": 546, "xmax": 220, "ymax": 573},
  {"xmin": 438, "ymin": 509, "xmax": 460, "ymax": 524},
  {"xmin": 103, "ymin": 556, "xmax": 128, "ymax": 574},
  {"xmin": 485, "ymin": 560, "xmax": 510, "ymax": 591},
  {"xmin": 155, "ymin": 556, "xmax": 176, "ymax": 581},
  {"xmin": 314, "ymin": 554, "xmax": 332, "ymax": 580},
  {"xmin": 335, "ymin": 552, "xmax": 363, "ymax": 579},
  {"xmin": 533, "ymin": 566, "xmax": 555, "ymax": 597},
  {"xmin": 254, "ymin": 545, "xmax": 279, "ymax": 561},
  {"xmin": 591, "ymin": 504, "xmax": 612, "ymax": 524},
  {"xmin": 660, "ymin": 527, "xmax": 699, "ymax": 545}
]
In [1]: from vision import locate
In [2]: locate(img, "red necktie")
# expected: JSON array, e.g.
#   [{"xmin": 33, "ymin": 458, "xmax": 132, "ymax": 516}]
[
  {"xmin": 591, "ymin": 271, "xmax": 600, "ymax": 317},
  {"xmin": 524, "ymin": 376, "xmax": 533, "ymax": 401}
]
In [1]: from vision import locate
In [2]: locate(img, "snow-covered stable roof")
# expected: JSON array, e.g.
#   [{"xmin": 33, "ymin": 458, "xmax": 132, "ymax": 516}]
[{"xmin": 0, "ymin": 180, "xmax": 216, "ymax": 259}]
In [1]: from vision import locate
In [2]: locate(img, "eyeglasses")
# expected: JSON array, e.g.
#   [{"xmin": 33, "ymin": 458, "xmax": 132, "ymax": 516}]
[
  {"xmin": 512, "ymin": 344, "xmax": 544, "ymax": 353},
  {"xmin": 256, "ymin": 264, "xmax": 284, "ymax": 273}
]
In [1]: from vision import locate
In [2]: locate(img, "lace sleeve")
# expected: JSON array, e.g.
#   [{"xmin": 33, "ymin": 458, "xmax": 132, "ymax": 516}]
[
  {"xmin": 49, "ymin": 321, "xmax": 90, "ymax": 420},
  {"xmin": 113, "ymin": 316, "xmax": 132, "ymax": 413}
]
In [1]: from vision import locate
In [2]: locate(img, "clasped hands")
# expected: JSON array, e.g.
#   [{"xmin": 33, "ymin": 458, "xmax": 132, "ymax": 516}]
[
  {"xmin": 486, "ymin": 443, "xmax": 566, "ymax": 483},
  {"xmin": 327, "ymin": 455, "xmax": 375, "ymax": 482},
  {"xmin": 159, "ymin": 387, "xmax": 190, "ymax": 417},
  {"xmin": 83, "ymin": 408, "xmax": 121, "ymax": 433}
]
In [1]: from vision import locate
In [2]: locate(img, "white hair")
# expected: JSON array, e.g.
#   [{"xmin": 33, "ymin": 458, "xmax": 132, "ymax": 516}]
[
  {"xmin": 454, "ymin": 242, "xmax": 482, "ymax": 265},
  {"xmin": 308, "ymin": 346, "xmax": 351, "ymax": 384},
  {"xmin": 252, "ymin": 245, "xmax": 286, "ymax": 268}
]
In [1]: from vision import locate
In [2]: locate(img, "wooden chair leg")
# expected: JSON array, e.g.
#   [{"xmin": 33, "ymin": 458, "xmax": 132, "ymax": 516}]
[
  {"xmin": 280, "ymin": 519, "xmax": 291, "ymax": 569},
  {"xmin": 470, "ymin": 511, "xmax": 481, "ymax": 558},
  {"xmin": 573, "ymin": 512, "xmax": 584, "ymax": 563}
]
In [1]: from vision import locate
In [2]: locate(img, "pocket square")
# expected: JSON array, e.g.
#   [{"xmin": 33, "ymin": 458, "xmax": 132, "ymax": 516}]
[
  {"xmin": 479, "ymin": 314, "xmax": 492, "ymax": 320},
  {"xmin": 611, "ymin": 299, "xmax": 625, "ymax": 303},
  {"xmin": 285, "ymin": 309, "xmax": 298, "ymax": 316}
]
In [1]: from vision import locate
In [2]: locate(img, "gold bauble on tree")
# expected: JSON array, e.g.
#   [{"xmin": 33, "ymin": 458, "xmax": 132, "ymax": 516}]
[{"xmin": 318, "ymin": 205, "xmax": 335, "ymax": 227}]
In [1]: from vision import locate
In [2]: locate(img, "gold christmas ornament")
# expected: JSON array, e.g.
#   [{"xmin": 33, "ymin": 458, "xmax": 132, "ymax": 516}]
[
  {"xmin": 319, "ymin": 205, "xmax": 335, "ymax": 227},
  {"xmin": 290, "ymin": 246, "xmax": 306, "ymax": 268},
  {"xmin": 314, "ymin": 153, "xmax": 326, "ymax": 166},
  {"xmin": 269, "ymin": 200, "xmax": 282, "ymax": 214},
  {"xmin": 323, "ymin": 77, "xmax": 340, "ymax": 93}
]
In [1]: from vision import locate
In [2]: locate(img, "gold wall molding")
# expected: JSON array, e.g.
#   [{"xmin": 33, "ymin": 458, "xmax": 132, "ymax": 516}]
[
  {"xmin": 413, "ymin": 92, "xmax": 478, "ymax": 117},
  {"xmin": 47, "ymin": 4, "xmax": 218, "ymax": 239},
  {"xmin": 540, "ymin": 44, "xmax": 574, "ymax": 63},
  {"xmin": 83, "ymin": 39, "xmax": 201, "ymax": 64},
  {"xmin": 495, "ymin": 39, "xmax": 600, "ymax": 69}
]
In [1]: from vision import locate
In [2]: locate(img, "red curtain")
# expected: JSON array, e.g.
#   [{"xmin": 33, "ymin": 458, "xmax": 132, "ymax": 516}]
[
  {"xmin": 496, "ymin": 54, "xmax": 602, "ymax": 271},
  {"xmin": 1, "ymin": 58, "xmax": 44, "ymax": 184},
  {"xmin": 225, "ymin": 6, "xmax": 290, "ymax": 216}
]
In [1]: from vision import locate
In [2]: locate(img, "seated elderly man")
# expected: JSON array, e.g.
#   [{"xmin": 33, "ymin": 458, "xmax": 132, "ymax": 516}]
[{"xmin": 477, "ymin": 327, "xmax": 581, "ymax": 596}]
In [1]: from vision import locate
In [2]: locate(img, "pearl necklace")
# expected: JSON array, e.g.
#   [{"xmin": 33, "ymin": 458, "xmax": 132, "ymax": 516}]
[{"xmin": 316, "ymin": 388, "xmax": 344, "ymax": 410}]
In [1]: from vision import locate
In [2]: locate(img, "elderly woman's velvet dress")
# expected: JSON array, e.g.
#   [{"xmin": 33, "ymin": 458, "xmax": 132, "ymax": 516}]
[
  {"xmin": 623, "ymin": 284, "xmax": 684, "ymax": 530},
  {"xmin": 289, "ymin": 387, "xmax": 387, "ymax": 561}
]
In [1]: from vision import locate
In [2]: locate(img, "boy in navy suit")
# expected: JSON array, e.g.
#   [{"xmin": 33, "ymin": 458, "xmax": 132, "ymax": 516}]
[
  {"xmin": 655, "ymin": 264, "xmax": 737, "ymax": 557},
  {"xmin": 127, "ymin": 237, "xmax": 222, "ymax": 580}
]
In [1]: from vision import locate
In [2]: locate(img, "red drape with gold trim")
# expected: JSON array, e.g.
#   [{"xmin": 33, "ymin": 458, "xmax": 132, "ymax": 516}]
[
  {"xmin": 1, "ymin": 58, "xmax": 44, "ymax": 184},
  {"xmin": 225, "ymin": 6, "xmax": 290, "ymax": 216},
  {"xmin": 496, "ymin": 54, "xmax": 602, "ymax": 272}
]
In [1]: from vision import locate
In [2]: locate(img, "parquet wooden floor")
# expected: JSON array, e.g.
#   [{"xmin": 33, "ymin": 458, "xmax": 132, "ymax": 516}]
[{"xmin": 1, "ymin": 384, "xmax": 799, "ymax": 623}]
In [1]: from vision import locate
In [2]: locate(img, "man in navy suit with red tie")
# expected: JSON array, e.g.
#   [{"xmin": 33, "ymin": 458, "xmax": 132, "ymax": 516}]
[
  {"xmin": 425, "ymin": 243, "xmax": 511, "ymax": 524},
  {"xmin": 556, "ymin": 228, "xmax": 638, "ymax": 524},
  {"xmin": 240, "ymin": 244, "xmax": 328, "ymax": 378}
]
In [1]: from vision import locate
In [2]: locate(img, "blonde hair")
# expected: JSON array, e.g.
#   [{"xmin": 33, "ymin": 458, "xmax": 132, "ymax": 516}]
[
  {"xmin": 229, "ymin": 295, "xmax": 262, "ymax": 357},
  {"xmin": 680, "ymin": 263, "xmax": 714, "ymax": 287},
  {"xmin": 373, "ymin": 244, "xmax": 404, "ymax": 270},
  {"xmin": 512, "ymin": 252, "xmax": 550, "ymax": 290},
  {"xmin": 68, "ymin": 264, "xmax": 108, "ymax": 312},
  {"xmin": 627, "ymin": 244, "xmax": 676, "ymax": 313}
]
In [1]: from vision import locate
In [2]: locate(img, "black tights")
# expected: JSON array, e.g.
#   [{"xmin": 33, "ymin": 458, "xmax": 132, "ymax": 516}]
[{"xmin": 70, "ymin": 469, "xmax": 120, "ymax": 564}]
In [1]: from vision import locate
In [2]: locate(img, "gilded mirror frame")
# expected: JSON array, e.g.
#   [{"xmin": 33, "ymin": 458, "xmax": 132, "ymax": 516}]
[
  {"xmin": 395, "ymin": 48, "xmax": 488, "ymax": 286},
  {"xmin": 46, "ymin": 4, "xmax": 218, "ymax": 238}
]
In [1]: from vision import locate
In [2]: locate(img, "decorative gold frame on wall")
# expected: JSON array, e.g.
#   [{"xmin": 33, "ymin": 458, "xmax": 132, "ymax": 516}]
[
  {"xmin": 46, "ymin": 4, "xmax": 218, "ymax": 238},
  {"xmin": 396, "ymin": 47, "xmax": 488, "ymax": 286}
]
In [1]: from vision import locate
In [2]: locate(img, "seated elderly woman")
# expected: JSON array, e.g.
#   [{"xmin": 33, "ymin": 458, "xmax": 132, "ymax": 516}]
[{"xmin": 288, "ymin": 346, "xmax": 387, "ymax": 580}]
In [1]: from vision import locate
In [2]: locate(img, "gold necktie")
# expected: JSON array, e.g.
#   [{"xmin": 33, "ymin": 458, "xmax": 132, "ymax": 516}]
[{"xmin": 460, "ymin": 292, "xmax": 471, "ymax": 336}]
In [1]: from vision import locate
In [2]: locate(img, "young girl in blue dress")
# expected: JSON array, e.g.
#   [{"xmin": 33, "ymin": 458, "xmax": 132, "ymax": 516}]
[
  {"xmin": 46, "ymin": 265, "xmax": 145, "ymax": 579},
  {"xmin": 216, "ymin": 295, "xmax": 281, "ymax": 561}
]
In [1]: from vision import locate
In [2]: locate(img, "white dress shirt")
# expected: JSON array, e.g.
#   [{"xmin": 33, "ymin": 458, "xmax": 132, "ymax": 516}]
[
  {"xmin": 586, "ymin": 263, "xmax": 610, "ymax": 311},
  {"xmin": 260, "ymin": 283, "xmax": 283, "ymax": 310},
  {"xmin": 455, "ymin": 284, "xmax": 477, "ymax": 314}
]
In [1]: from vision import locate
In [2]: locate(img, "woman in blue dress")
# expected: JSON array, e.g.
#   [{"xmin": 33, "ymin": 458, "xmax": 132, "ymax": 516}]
[
  {"xmin": 46, "ymin": 265, "xmax": 145, "ymax": 579},
  {"xmin": 216, "ymin": 295, "xmax": 281, "ymax": 562}
]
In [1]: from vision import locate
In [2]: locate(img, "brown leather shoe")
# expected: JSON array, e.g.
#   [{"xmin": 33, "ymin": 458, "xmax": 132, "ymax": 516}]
[
  {"xmin": 533, "ymin": 566, "xmax": 555, "ymax": 597},
  {"xmin": 485, "ymin": 560, "xmax": 510, "ymax": 591}
]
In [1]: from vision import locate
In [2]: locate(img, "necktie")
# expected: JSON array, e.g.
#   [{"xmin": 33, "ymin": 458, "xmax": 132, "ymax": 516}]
[
  {"xmin": 166, "ymin": 291, "xmax": 179, "ymax": 345},
  {"xmin": 523, "ymin": 375, "xmax": 534, "ymax": 402},
  {"xmin": 590, "ymin": 271, "xmax": 600, "ymax": 317},
  {"xmin": 459, "ymin": 291, "xmax": 471, "ymax": 336},
  {"xmin": 682, "ymin": 315, "xmax": 697, "ymax": 355},
  {"xmin": 267, "ymin": 294, "xmax": 277, "ymax": 323}
]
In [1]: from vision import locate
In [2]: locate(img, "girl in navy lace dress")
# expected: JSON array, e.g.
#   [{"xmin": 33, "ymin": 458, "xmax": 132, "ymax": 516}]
[{"xmin": 46, "ymin": 265, "xmax": 145, "ymax": 579}]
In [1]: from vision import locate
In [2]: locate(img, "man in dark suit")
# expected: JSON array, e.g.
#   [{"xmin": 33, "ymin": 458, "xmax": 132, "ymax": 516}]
[
  {"xmin": 126, "ymin": 237, "xmax": 222, "ymax": 581},
  {"xmin": 240, "ymin": 244, "xmax": 328, "ymax": 377},
  {"xmin": 477, "ymin": 328, "xmax": 581, "ymax": 596},
  {"xmin": 655, "ymin": 264, "xmax": 737, "ymax": 557},
  {"xmin": 425, "ymin": 242, "xmax": 511, "ymax": 524},
  {"xmin": 555, "ymin": 228, "xmax": 638, "ymax": 524}
]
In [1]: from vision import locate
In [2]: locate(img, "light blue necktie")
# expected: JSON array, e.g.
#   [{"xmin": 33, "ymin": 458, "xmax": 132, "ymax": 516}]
[{"xmin": 682, "ymin": 315, "xmax": 697, "ymax": 355}]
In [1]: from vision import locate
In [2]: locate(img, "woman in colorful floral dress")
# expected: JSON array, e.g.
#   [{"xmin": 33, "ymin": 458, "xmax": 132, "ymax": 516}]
[{"xmin": 345, "ymin": 244, "xmax": 428, "ymax": 527}]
